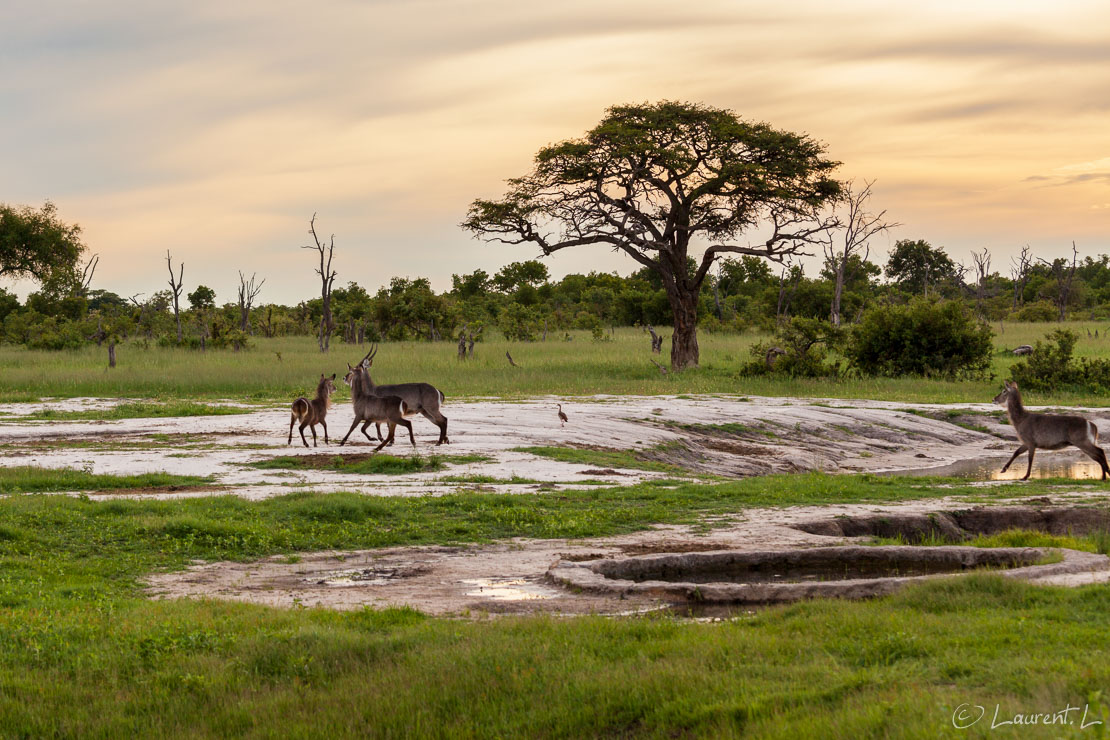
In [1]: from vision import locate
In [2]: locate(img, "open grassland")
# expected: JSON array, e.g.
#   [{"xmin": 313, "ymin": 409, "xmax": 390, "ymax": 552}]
[
  {"xmin": 1, "ymin": 321, "xmax": 1109, "ymax": 405},
  {"xmin": 1, "ymin": 478, "xmax": 1109, "ymax": 736}
]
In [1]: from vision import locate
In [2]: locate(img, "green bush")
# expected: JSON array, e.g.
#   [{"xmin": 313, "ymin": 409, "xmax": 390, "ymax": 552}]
[
  {"xmin": 498, "ymin": 304, "xmax": 542, "ymax": 341},
  {"xmin": 1010, "ymin": 329, "xmax": 1110, "ymax": 392},
  {"xmin": 1012, "ymin": 300, "xmax": 1058, "ymax": 322},
  {"xmin": 846, "ymin": 299, "xmax": 993, "ymax": 379},
  {"xmin": 739, "ymin": 317, "xmax": 841, "ymax": 378}
]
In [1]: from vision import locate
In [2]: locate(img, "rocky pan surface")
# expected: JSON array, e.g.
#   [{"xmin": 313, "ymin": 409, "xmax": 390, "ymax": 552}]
[{"xmin": 2, "ymin": 393, "xmax": 1108, "ymax": 500}]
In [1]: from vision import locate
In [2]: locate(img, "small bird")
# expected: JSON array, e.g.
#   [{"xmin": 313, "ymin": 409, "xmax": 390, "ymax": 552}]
[{"xmin": 557, "ymin": 404, "xmax": 568, "ymax": 427}]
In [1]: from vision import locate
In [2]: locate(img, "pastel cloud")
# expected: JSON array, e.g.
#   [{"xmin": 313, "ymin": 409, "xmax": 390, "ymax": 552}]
[{"xmin": 0, "ymin": 0, "xmax": 1108, "ymax": 301}]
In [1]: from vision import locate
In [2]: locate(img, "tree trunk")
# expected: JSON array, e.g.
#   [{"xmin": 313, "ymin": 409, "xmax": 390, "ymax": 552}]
[
  {"xmin": 830, "ymin": 262, "xmax": 845, "ymax": 327},
  {"xmin": 666, "ymin": 288, "xmax": 699, "ymax": 370},
  {"xmin": 107, "ymin": 342, "xmax": 116, "ymax": 368}
]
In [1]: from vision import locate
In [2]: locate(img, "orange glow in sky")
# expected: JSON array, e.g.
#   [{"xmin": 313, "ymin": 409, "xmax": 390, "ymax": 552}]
[{"xmin": 1, "ymin": 0, "xmax": 1108, "ymax": 301}]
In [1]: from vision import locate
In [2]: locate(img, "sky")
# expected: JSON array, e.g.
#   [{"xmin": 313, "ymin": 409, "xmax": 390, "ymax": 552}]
[{"xmin": 2, "ymin": 0, "xmax": 1109, "ymax": 304}]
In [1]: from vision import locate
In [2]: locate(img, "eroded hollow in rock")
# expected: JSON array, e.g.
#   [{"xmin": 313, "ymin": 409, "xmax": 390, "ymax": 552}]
[
  {"xmin": 589, "ymin": 547, "xmax": 1036, "ymax": 585},
  {"xmin": 792, "ymin": 505, "xmax": 1110, "ymax": 543},
  {"xmin": 546, "ymin": 545, "xmax": 1105, "ymax": 605}
]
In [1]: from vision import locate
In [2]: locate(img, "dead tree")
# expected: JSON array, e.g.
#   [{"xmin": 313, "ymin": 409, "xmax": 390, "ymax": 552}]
[
  {"xmin": 80, "ymin": 254, "xmax": 99, "ymax": 293},
  {"xmin": 237, "ymin": 271, "xmax": 265, "ymax": 333},
  {"xmin": 165, "ymin": 251, "xmax": 184, "ymax": 343},
  {"xmin": 1039, "ymin": 242, "xmax": 1080, "ymax": 322},
  {"xmin": 303, "ymin": 214, "xmax": 337, "ymax": 352},
  {"xmin": 970, "ymin": 248, "xmax": 991, "ymax": 318},
  {"xmin": 825, "ymin": 180, "xmax": 896, "ymax": 327},
  {"xmin": 506, "ymin": 351, "xmax": 519, "ymax": 367},
  {"xmin": 1010, "ymin": 245, "xmax": 1032, "ymax": 310},
  {"xmin": 647, "ymin": 325, "xmax": 664, "ymax": 354},
  {"xmin": 457, "ymin": 325, "xmax": 469, "ymax": 360}
]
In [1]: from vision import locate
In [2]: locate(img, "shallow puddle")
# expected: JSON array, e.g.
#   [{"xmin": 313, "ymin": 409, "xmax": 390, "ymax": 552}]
[
  {"xmin": 461, "ymin": 577, "xmax": 555, "ymax": 601},
  {"xmin": 888, "ymin": 454, "xmax": 1107, "ymax": 481}
]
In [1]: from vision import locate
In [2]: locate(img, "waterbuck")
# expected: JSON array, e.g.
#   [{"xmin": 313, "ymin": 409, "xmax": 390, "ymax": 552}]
[
  {"xmin": 993, "ymin": 380, "xmax": 1109, "ymax": 480},
  {"xmin": 288, "ymin": 373, "xmax": 336, "ymax": 448},
  {"xmin": 340, "ymin": 362, "xmax": 415, "ymax": 451},
  {"xmin": 356, "ymin": 343, "xmax": 450, "ymax": 445}
]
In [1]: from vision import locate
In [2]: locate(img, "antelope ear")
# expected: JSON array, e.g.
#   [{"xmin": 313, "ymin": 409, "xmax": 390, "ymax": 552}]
[
  {"xmin": 1011, "ymin": 381, "xmax": 1019, "ymax": 389},
  {"xmin": 330, "ymin": 373, "xmax": 336, "ymax": 380},
  {"xmin": 347, "ymin": 363, "xmax": 353, "ymax": 370}
]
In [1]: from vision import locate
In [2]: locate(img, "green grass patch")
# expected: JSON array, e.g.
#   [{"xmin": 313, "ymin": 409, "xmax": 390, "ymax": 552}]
[
  {"xmin": 18, "ymin": 401, "xmax": 255, "ymax": 421},
  {"xmin": 0, "ymin": 465, "xmax": 215, "ymax": 493},
  {"xmin": 246, "ymin": 453, "xmax": 491, "ymax": 475},
  {"xmin": 513, "ymin": 444, "xmax": 694, "ymax": 475},
  {"xmin": 0, "ymin": 321, "xmax": 1108, "ymax": 405},
  {"xmin": 874, "ymin": 527, "xmax": 1110, "ymax": 555}
]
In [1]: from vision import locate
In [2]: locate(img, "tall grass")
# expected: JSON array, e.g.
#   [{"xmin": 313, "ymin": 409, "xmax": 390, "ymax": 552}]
[{"xmin": 0, "ymin": 321, "xmax": 1108, "ymax": 404}]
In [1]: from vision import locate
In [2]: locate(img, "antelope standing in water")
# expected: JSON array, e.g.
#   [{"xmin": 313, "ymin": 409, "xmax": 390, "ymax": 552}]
[
  {"xmin": 288, "ymin": 373, "xmax": 336, "ymax": 447},
  {"xmin": 994, "ymin": 380, "xmax": 1110, "ymax": 480},
  {"xmin": 357, "ymin": 344, "xmax": 450, "ymax": 445},
  {"xmin": 340, "ymin": 362, "xmax": 414, "ymax": 451}
]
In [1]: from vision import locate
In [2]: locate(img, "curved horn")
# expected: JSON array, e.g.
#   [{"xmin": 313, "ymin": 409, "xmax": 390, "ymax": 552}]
[{"xmin": 361, "ymin": 342, "xmax": 378, "ymax": 368}]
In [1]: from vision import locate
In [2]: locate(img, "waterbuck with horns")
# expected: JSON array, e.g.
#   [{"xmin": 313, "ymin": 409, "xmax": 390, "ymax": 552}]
[
  {"xmin": 994, "ymin": 380, "xmax": 1110, "ymax": 480},
  {"xmin": 287, "ymin": 373, "xmax": 336, "ymax": 448},
  {"xmin": 340, "ymin": 362, "xmax": 414, "ymax": 451},
  {"xmin": 354, "ymin": 343, "xmax": 450, "ymax": 445}
]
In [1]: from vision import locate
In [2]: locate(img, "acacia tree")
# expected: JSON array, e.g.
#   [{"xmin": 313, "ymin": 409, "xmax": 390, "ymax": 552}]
[
  {"xmin": 464, "ymin": 101, "xmax": 841, "ymax": 370},
  {"xmin": 303, "ymin": 214, "xmax": 337, "ymax": 352},
  {"xmin": 0, "ymin": 201, "xmax": 87, "ymax": 292}
]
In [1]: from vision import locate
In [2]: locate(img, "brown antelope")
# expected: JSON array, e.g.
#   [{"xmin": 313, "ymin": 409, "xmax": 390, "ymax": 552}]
[
  {"xmin": 288, "ymin": 373, "xmax": 336, "ymax": 447},
  {"xmin": 356, "ymin": 344, "xmax": 450, "ymax": 445},
  {"xmin": 340, "ymin": 362, "xmax": 415, "ymax": 451},
  {"xmin": 994, "ymin": 380, "xmax": 1109, "ymax": 480}
]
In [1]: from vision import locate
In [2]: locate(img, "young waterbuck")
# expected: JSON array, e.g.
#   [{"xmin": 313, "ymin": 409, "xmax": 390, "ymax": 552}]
[
  {"xmin": 993, "ymin": 380, "xmax": 1109, "ymax": 480},
  {"xmin": 356, "ymin": 343, "xmax": 450, "ymax": 445},
  {"xmin": 288, "ymin": 373, "xmax": 336, "ymax": 448},
  {"xmin": 340, "ymin": 362, "xmax": 415, "ymax": 451}
]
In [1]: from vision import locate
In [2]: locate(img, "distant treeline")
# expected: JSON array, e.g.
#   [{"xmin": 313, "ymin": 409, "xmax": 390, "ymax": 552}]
[{"xmin": 3, "ymin": 237, "xmax": 1110, "ymax": 350}]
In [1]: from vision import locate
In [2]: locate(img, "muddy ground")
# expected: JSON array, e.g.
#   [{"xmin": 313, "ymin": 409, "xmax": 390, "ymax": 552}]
[{"xmin": 5, "ymin": 394, "xmax": 1110, "ymax": 615}]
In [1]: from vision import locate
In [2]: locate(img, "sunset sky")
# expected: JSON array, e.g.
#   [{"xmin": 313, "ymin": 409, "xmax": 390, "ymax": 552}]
[{"xmin": 2, "ymin": 0, "xmax": 1108, "ymax": 303}]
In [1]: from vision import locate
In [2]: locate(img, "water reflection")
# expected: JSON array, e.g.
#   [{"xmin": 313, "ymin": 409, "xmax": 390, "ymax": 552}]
[{"xmin": 888, "ymin": 453, "xmax": 1107, "ymax": 481}]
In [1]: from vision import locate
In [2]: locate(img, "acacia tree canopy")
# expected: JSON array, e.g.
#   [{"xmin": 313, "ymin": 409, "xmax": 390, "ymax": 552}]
[
  {"xmin": 0, "ymin": 202, "xmax": 88, "ymax": 295},
  {"xmin": 463, "ymin": 100, "xmax": 841, "ymax": 369}
]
